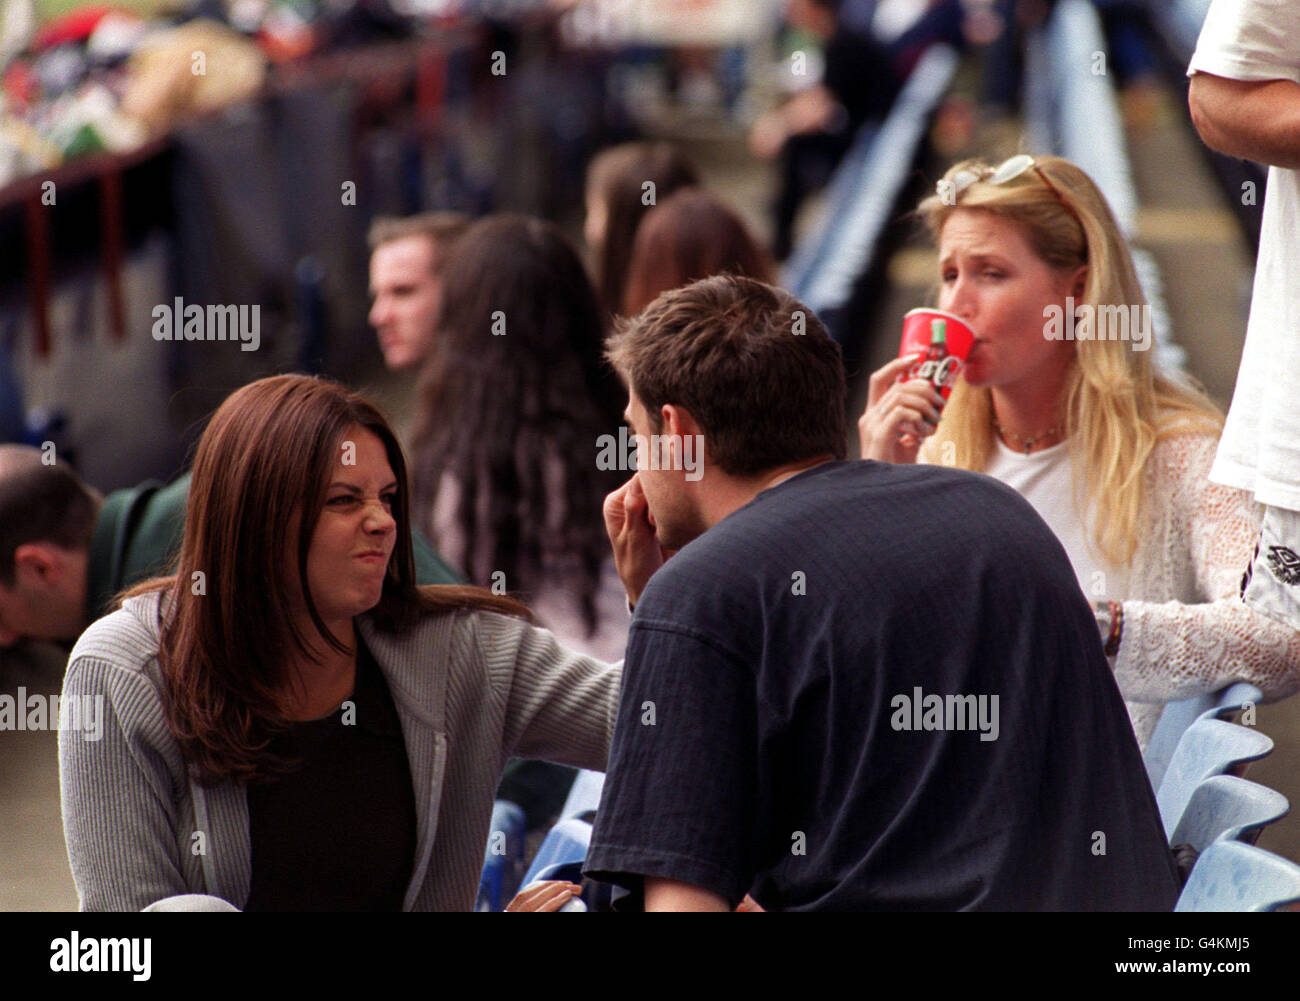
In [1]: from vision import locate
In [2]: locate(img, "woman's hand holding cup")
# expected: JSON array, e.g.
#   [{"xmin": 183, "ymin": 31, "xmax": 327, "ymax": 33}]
[
  {"xmin": 860, "ymin": 308, "xmax": 974, "ymax": 463},
  {"xmin": 858, "ymin": 354, "xmax": 946, "ymax": 464}
]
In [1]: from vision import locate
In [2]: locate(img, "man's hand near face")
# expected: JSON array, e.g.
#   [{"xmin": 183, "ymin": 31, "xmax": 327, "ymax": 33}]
[{"xmin": 603, "ymin": 474, "xmax": 671, "ymax": 610}]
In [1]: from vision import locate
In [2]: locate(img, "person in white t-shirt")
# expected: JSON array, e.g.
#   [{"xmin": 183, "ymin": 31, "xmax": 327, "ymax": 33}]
[
  {"xmin": 1187, "ymin": 0, "xmax": 1300, "ymax": 632},
  {"xmin": 858, "ymin": 154, "xmax": 1300, "ymax": 748}
]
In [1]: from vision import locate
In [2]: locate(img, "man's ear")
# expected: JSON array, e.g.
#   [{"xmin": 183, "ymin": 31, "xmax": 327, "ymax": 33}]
[
  {"xmin": 12, "ymin": 542, "xmax": 60, "ymax": 586},
  {"xmin": 660, "ymin": 404, "xmax": 702, "ymax": 439},
  {"xmin": 659, "ymin": 405, "xmax": 710, "ymax": 483}
]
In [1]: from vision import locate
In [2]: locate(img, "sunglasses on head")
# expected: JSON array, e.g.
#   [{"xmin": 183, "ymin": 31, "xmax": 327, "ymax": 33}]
[{"xmin": 942, "ymin": 154, "xmax": 1082, "ymax": 227}]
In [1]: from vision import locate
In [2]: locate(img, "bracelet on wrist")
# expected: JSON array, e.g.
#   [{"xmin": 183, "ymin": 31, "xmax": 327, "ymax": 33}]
[{"xmin": 1103, "ymin": 599, "xmax": 1123, "ymax": 657}]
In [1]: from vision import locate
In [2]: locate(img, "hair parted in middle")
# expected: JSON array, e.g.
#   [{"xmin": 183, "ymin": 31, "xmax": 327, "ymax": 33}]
[
  {"xmin": 410, "ymin": 213, "xmax": 624, "ymax": 637},
  {"xmin": 915, "ymin": 154, "xmax": 1223, "ymax": 566},
  {"xmin": 606, "ymin": 274, "xmax": 848, "ymax": 478},
  {"xmin": 124, "ymin": 373, "xmax": 527, "ymax": 787},
  {"xmin": 586, "ymin": 141, "xmax": 699, "ymax": 317}
]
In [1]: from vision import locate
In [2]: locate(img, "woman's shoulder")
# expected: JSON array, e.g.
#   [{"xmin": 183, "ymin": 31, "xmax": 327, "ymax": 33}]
[
  {"xmin": 1146, "ymin": 422, "xmax": 1222, "ymax": 481},
  {"xmin": 69, "ymin": 590, "xmax": 167, "ymax": 677},
  {"xmin": 63, "ymin": 593, "xmax": 171, "ymax": 732},
  {"xmin": 387, "ymin": 599, "xmax": 610, "ymax": 667},
  {"xmin": 1142, "ymin": 423, "xmax": 1254, "ymax": 536}
]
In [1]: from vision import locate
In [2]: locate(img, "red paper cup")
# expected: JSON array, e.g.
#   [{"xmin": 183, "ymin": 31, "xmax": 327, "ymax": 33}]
[{"xmin": 898, "ymin": 308, "xmax": 977, "ymax": 400}]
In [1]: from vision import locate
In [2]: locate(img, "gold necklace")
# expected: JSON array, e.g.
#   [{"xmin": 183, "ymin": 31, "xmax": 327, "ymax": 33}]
[{"xmin": 992, "ymin": 417, "xmax": 1062, "ymax": 454}]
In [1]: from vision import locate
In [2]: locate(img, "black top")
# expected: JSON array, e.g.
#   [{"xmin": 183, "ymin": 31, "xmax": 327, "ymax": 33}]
[
  {"xmin": 584, "ymin": 461, "xmax": 1181, "ymax": 911},
  {"xmin": 245, "ymin": 634, "xmax": 417, "ymax": 911},
  {"xmin": 822, "ymin": 25, "xmax": 902, "ymax": 128}
]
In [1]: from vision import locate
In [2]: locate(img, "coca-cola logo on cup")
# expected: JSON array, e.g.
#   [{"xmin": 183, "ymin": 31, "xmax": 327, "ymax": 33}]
[
  {"xmin": 898, "ymin": 308, "xmax": 975, "ymax": 402},
  {"xmin": 914, "ymin": 355, "xmax": 961, "ymax": 391}
]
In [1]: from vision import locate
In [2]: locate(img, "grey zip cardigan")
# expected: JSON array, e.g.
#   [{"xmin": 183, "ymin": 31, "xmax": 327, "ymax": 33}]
[{"xmin": 58, "ymin": 592, "xmax": 621, "ymax": 911}]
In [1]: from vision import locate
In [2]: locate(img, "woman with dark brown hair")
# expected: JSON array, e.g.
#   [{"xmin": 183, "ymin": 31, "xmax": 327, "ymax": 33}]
[
  {"xmin": 584, "ymin": 141, "xmax": 699, "ymax": 317},
  {"xmin": 411, "ymin": 213, "xmax": 628, "ymax": 663},
  {"xmin": 620, "ymin": 188, "xmax": 777, "ymax": 317},
  {"xmin": 58, "ymin": 374, "xmax": 619, "ymax": 911}
]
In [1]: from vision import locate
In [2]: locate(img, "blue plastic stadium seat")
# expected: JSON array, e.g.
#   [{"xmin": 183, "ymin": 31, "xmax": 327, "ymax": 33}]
[
  {"xmin": 1145, "ymin": 683, "xmax": 1264, "ymax": 790},
  {"xmin": 0, "ymin": 337, "xmax": 24, "ymax": 444},
  {"xmin": 1176, "ymin": 841, "xmax": 1300, "ymax": 912},
  {"xmin": 1168, "ymin": 775, "xmax": 1289, "ymax": 853},
  {"xmin": 476, "ymin": 799, "xmax": 527, "ymax": 912},
  {"xmin": 520, "ymin": 817, "xmax": 592, "ymax": 889},
  {"xmin": 1157, "ymin": 719, "xmax": 1274, "ymax": 839},
  {"xmin": 560, "ymin": 769, "xmax": 605, "ymax": 820}
]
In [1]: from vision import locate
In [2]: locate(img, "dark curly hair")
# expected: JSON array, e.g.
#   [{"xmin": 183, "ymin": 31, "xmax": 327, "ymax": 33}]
[{"xmin": 410, "ymin": 214, "xmax": 624, "ymax": 636}]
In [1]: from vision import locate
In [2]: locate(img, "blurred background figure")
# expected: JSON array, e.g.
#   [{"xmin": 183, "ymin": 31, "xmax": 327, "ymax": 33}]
[
  {"xmin": 621, "ymin": 187, "xmax": 776, "ymax": 316},
  {"xmin": 583, "ymin": 141, "xmax": 699, "ymax": 317},
  {"xmin": 411, "ymin": 213, "xmax": 627, "ymax": 662},
  {"xmin": 0, "ymin": 443, "xmax": 101, "ymax": 649},
  {"xmin": 368, "ymin": 212, "xmax": 470, "ymax": 374},
  {"xmin": 751, "ymin": 0, "xmax": 970, "ymax": 260},
  {"xmin": 1090, "ymin": 0, "xmax": 1163, "ymax": 127},
  {"xmin": 750, "ymin": 0, "xmax": 902, "ymax": 260}
]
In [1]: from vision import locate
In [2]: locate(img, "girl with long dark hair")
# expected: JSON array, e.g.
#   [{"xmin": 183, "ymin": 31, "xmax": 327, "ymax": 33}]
[{"xmin": 411, "ymin": 214, "xmax": 628, "ymax": 662}]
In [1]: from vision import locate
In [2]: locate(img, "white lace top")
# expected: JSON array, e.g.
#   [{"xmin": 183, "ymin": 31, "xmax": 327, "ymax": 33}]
[{"xmin": 923, "ymin": 430, "xmax": 1300, "ymax": 747}]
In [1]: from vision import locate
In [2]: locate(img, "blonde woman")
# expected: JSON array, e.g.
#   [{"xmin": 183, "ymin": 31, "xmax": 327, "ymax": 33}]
[{"xmin": 858, "ymin": 154, "xmax": 1300, "ymax": 748}]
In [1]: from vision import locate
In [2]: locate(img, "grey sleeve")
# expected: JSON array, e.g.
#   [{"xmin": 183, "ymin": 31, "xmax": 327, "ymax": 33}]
[
  {"xmin": 475, "ymin": 611, "xmax": 622, "ymax": 772},
  {"xmin": 58, "ymin": 657, "xmax": 190, "ymax": 911}
]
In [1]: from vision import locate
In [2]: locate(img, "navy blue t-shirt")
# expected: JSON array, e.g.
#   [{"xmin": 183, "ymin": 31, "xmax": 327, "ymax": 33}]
[{"xmin": 584, "ymin": 460, "xmax": 1179, "ymax": 911}]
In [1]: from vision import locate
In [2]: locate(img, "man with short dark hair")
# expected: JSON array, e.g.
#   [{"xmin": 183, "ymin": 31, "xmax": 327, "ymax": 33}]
[
  {"xmin": 0, "ymin": 446, "xmax": 102, "ymax": 647},
  {"xmin": 367, "ymin": 211, "xmax": 470, "ymax": 372},
  {"xmin": 0, "ymin": 444, "xmax": 460, "ymax": 649},
  {"xmin": 584, "ymin": 275, "xmax": 1179, "ymax": 911}
]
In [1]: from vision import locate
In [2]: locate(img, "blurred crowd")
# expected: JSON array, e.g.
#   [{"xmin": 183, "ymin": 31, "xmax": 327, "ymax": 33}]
[{"xmin": 4, "ymin": 0, "xmax": 1300, "ymax": 914}]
